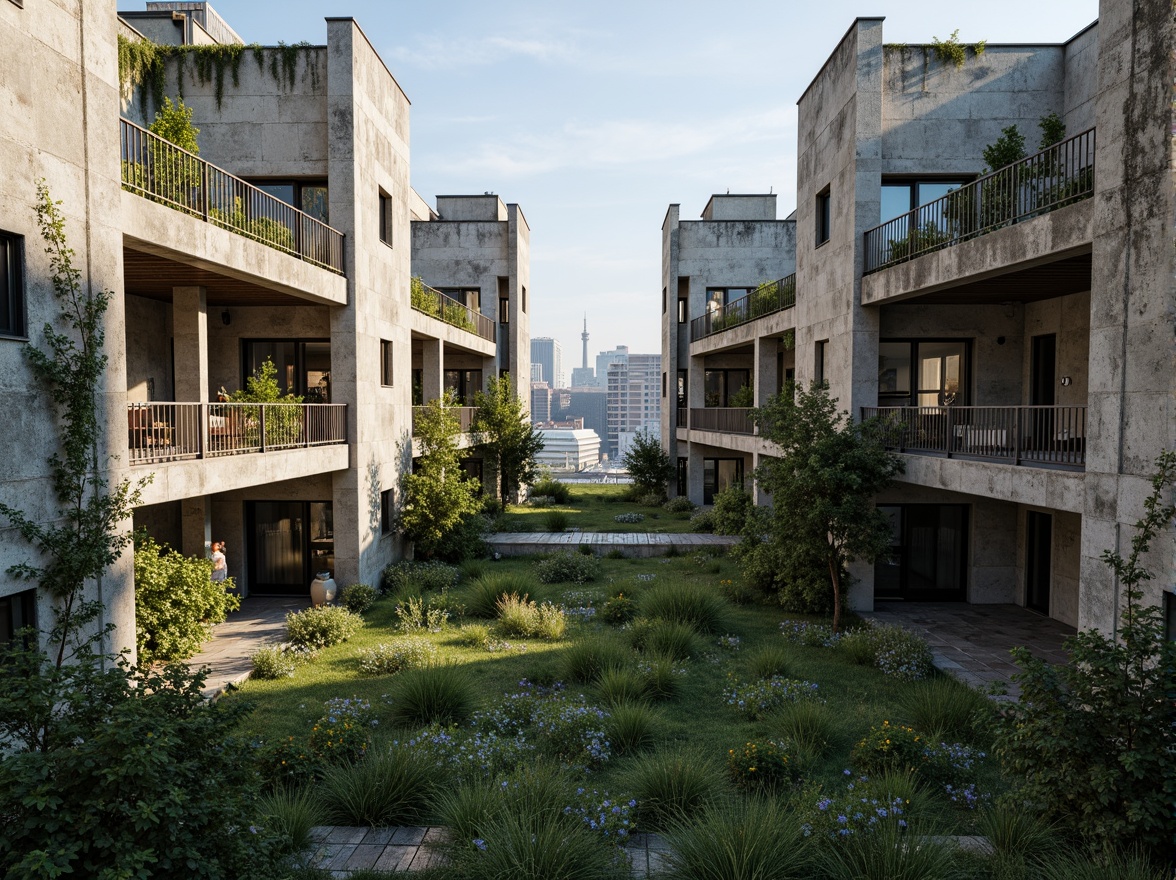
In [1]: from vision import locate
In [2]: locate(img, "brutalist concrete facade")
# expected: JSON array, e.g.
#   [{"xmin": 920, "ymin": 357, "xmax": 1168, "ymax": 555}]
[
  {"xmin": 0, "ymin": 1, "xmax": 530, "ymax": 658},
  {"xmin": 661, "ymin": 0, "xmax": 1175, "ymax": 633}
]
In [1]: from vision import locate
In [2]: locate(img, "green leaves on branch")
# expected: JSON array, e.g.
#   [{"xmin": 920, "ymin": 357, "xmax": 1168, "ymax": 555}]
[
  {"xmin": 622, "ymin": 429, "xmax": 673, "ymax": 499},
  {"xmin": 473, "ymin": 375, "xmax": 543, "ymax": 503}
]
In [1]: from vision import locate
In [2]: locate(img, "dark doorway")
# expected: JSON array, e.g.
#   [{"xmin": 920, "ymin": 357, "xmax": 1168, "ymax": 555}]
[
  {"xmin": 1030, "ymin": 335, "xmax": 1057, "ymax": 406},
  {"xmin": 1025, "ymin": 510, "xmax": 1052, "ymax": 614},
  {"xmin": 703, "ymin": 458, "xmax": 743, "ymax": 504},
  {"xmin": 874, "ymin": 504, "xmax": 969, "ymax": 601},
  {"xmin": 247, "ymin": 500, "xmax": 334, "ymax": 595}
]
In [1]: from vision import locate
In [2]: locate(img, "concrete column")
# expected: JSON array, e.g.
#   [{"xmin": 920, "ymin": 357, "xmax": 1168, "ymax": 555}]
[
  {"xmin": 181, "ymin": 496, "xmax": 211, "ymax": 560},
  {"xmin": 751, "ymin": 451, "xmax": 772, "ymax": 507},
  {"xmin": 172, "ymin": 287, "xmax": 209, "ymax": 402},
  {"xmin": 420, "ymin": 338, "xmax": 444, "ymax": 402},
  {"xmin": 754, "ymin": 337, "xmax": 778, "ymax": 408},
  {"xmin": 687, "ymin": 442, "xmax": 706, "ymax": 506},
  {"xmin": 481, "ymin": 355, "xmax": 497, "ymax": 396}
]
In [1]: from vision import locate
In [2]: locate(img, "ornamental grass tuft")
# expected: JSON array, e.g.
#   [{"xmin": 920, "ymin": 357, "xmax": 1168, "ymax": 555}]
[
  {"xmin": 595, "ymin": 666, "xmax": 649, "ymax": 708},
  {"xmin": 390, "ymin": 664, "xmax": 477, "ymax": 727},
  {"xmin": 638, "ymin": 580, "xmax": 729, "ymax": 634},
  {"xmin": 463, "ymin": 572, "xmax": 538, "ymax": 618},
  {"xmin": 665, "ymin": 796, "xmax": 813, "ymax": 880},
  {"xmin": 624, "ymin": 748, "xmax": 727, "ymax": 831},
  {"xmin": 629, "ymin": 617, "xmax": 703, "ymax": 661},
  {"xmin": 897, "ymin": 676, "xmax": 991, "ymax": 742},
  {"xmin": 744, "ymin": 643, "xmax": 794, "ymax": 680},
  {"xmin": 258, "ymin": 786, "xmax": 325, "ymax": 855},
  {"xmin": 560, "ymin": 636, "xmax": 631, "ymax": 684},
  {"xmin": 605, "ymin": 701, "xmax": 658, "ymax": 756},
  {"xmin": 319, "ymin": 746, "xmax": 436, "ymax": 826},
  {"xmin": 815, "ymin": 817, "xmax": 967, "ymax": 880},
  {"xmin": 773, "ymin": 699, "xmax": 836, "ymax": 758}
]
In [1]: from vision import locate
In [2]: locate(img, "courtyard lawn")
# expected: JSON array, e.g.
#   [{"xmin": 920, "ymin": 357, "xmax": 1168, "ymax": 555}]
[
  {"xmin": 493, "ymin": 482, "xmax": 698, "ymax": 533},
  {"xmin": 228, "ymin": 550, "xmax": 1008, "ymax": 846}
]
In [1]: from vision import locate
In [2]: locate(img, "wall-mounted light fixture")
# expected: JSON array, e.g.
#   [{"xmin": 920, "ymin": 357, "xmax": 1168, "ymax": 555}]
[
  {"xmin": 996, "ymin": 336, "xmax": 1006, "ymax": 346},
  {"xmin": 1061, "ymin": 376, "xmax": 1072, "ymax": 386},
  {"xmin": 221, "ymin": 310, "xmax": 231, "ymax": 326}
]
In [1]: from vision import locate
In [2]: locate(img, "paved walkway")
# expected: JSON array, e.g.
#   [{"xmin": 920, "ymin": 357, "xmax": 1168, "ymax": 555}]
[
  {"xmin": 488, "ymin": 531, "xmax": 739, "ymax": 558},
  {"xmin": 307, "ymin": 825, "xmax": 671, "ymax": 877},
  {"xmin": 187, "ymin": 596, "xmax": 305, "ymax": 698},
  {"xmin": 866, "ymin": 602, "xmax": 1075, "ymax": 699}
]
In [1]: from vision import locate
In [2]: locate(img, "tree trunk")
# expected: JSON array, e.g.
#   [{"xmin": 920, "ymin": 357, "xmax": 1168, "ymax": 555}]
[{"xmin": 828, "ymin": 556, "xmax": 842, "ymax": 633}]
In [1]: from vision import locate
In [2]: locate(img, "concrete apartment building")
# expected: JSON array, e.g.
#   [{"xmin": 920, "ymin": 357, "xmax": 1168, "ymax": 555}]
[
  {"xmin": 662, "ymin": 0, "xmax": 1176, "ymax": 634},
  {"xmin": 607, "ymin": 352, "xmax": 662, "ymax": 460},
  {"xmin": 0, "ymin": 1, "xmax": 530, "ymax": 655}
]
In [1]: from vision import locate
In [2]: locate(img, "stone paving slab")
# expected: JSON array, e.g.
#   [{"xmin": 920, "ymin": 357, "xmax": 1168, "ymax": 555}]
[
  {"xmin": 186, "ymin": 597, "xmax": 305, "ymax": 698},
  {"xmin": 488, "ymin": 531, "xmax": 738, "ymax": 559}
]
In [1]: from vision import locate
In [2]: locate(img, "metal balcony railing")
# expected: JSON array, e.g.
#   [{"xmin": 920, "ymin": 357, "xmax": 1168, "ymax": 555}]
[
  {"xmin": 690, "ymin": 274, "xmax": 797, "ymax": 342},
  {"xmin": 119, "ymin": 119, "xmax": 346, "ymax": 274},
  {"xmin": 127, "ymin": 402, "xmax": 347, "ymax": 465},
  {"xmin": 861, "ymin": 405, "xmax": 1086, "ymax": 468},
  {"xmin": 411, "ymin": 405, "xmax": 477, "ymax": 436},
  {"xmin": 863, "ymin": 128, "xmax": 1096, "ymax": 273},
  {"xmin": 688, "ymin": 407, "xmax": 756, "ymax": 435},
  {"xmin": 410, "ymin": 279, "xmax": 496, "ymax": 342}
]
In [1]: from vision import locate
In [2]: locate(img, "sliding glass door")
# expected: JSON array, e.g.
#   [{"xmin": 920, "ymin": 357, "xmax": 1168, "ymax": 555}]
[
  {"xmin": 874, "ymin": 504, "xmax": 968, "ymax": 601},
  {"xmin": 247, "ymin": 501, "xmax": 334, "ymax": 595}
]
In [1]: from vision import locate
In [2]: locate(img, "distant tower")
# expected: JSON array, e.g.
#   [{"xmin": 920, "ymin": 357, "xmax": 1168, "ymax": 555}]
[{"xmin": 581, "ymin": 314, "xmax": 589, "ymax": 369}]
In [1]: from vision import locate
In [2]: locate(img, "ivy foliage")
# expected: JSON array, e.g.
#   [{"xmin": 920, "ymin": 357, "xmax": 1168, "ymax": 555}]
[
  {"xmin": 995, "ymin": 451, "xmax": 1176, "ymax": 858},
  {"xmin": 930, "ymin": 29, "xmax": 986, "ymax": 69},
  {"xmin": 473, "ymin": 375, "xmax": 544, "ymax": 504},
  {"xmin": 134, "ymin": 536, "xmax": 240, "ymax": 664},
  {"xmin": 0, "ymin": 183, "xmax": 145, "ymax": 666}
]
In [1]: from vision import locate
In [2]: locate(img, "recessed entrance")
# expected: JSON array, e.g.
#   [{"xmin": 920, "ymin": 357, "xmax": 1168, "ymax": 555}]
[
  {"xmin": 875, "ymin": 504, "xmax": 968, "ymax": 601},
  {"xmin": 1025, "ymin": 510, "xmax": 1052, "ymax": 614},
  {"xmin": 246, "ymin": 500, "xmax": 334, "ymax": 596}
]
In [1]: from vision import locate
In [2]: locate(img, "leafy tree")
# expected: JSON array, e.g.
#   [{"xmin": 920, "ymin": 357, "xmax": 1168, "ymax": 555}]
[
  {"xmin": 134, "ymin": 536, "xmax": 240, "ymax": 664},
  {"xmin": 622, "ymin": 429, "xmax": 673, "ymax": 499},
  {"xmin": 1037, "ymin": 111, "xmax": 1066, "ymax": 150},
  {"xmin": 149, "ymin": 95, "xmax": 200, "ymax": 153},
  {"xmin": 473, "ymin": 374, "xmax": 544, "ymax": 504},
  {"xmin": 0, "ymin": 182, "xmax": 144, "ymax": 667},
  {"xmin": 749, "ymin": 383, "xmax": 903, "ymax": 631},
  {"xmin": 398, "ymin": 392, "xmax": 481, "ymax": 559},
  {"xmin": 982, "ymin": 124, "xmax": 1027, "ymax": 172},
  {"xmin": 995, "ymin": 451, "xmax": 1176, "ymax": 857}
]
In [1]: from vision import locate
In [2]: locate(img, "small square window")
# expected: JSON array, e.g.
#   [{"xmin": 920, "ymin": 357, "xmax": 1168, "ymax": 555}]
[
  {"xmin": 662, "ymin": 287, "xmax": 667, "ymax": 314},
  {"xmin": 0, "ymin": 231, "xmax": 26, "ymax": 338},
  {"xmin": 380, "ymin": 489, "xmax": 394, "ymax": 535},
  {"xmin": 380, "ymin": 340, "xmax": 394, "ymax": 387},
  {"xmin": 816, "ymin": 187, "xmax": 831, "ymax": 247},
  {"xmin": 379, "ymin": 191, "xmax": 393, "ymax": 246}
]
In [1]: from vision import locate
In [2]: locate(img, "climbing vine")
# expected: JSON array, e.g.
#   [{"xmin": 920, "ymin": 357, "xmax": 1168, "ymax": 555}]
[
  {"xmin": 931, "ymin": 29, "xmax": 986, "ymax": 69},
  {"xmin": 117, "ymin": 35, "xmax": 322, "ymax": 113}
]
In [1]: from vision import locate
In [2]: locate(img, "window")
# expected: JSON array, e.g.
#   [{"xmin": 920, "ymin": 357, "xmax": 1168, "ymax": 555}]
[
  {"xmin": 380, "ymin": 340, "xmax": 394, "ymax": 387},
  {"xmin": 703, "ymin": 369, "xmax": 750, "ymax": 407},
  {"xmin": 677, "ymin": 298, "xmax": 687, "ymax": 323},
  {"xmin": 379, "ymin": 190, "xmax": 392, "ymax": 246},
  {"xmin": 411, "ymin": 368, "xmax": 423, "ymax": 405},
  {"xmin": 0, "ymin": 589, "xmax": 36, "ymax": 647},
  {"xmin": 661, "ymin": 372, "xmax": 667, "ymax": 398},
  {"xmin": 7, "ymin": 0, "xmax": 24, "ymax": 9},
  {"xmin": 874, "ymin": 504, "xmax": 968, "ymax": 600},
  {"xmin": 0, "ymin": 231, "xmax": 25, "ymax": 338},
  {"xmin": 439, "ymin": 288, "xmax": 480, "ymax": 312},
  {"xmin": 877, "ymin": 339, "xmax": 970, "ymax": 406},
  {"xmin": 662, "ymin": 287, "xmax": 667, "ymax": 314},
  {"xmin": 816, "ymin": 187, "xmax": 831, "ymax": 246},
  {"xmin": 677, "ymin": 370, "xmax": 688, "ymax": 408},
  {"xmin": 1165, "ymin": 591, "xmax": 1176, "ymax": 643},
  {"xmin": 706, "ymin": 287, "xmax": 754, "ymax": 311},
  {"xmin": 252, "ymin": 180, "xmax": 329, "ymax": 223},
  {"xmin": 444, "ymin": 369, "xmax": 483, "ymax": 406},
  {"xmin": 703, "ymin": 458, "xmax": 744, "ymax": 504},
  {"xmin": 380, "ymin": 489, "xmax": 394, "ymax": 535},
  {"xmin": 499, "ymin": 297, "xmax": 509, "ymax": 323},
  {"xmin": 676, "ymin": 458, "xmax": 688, "ymax": 497},
  {"xmin": 242, "ymin": 339, "xmax": 331, "ymax": 402},
  {"xmin": 880, "ymin": 178, "xmax": 968, "ymax": 225},
  {"xmin": 521, "ymin": 286, "xmax": 527, "ymax": 314},
  {"xmin": 815, "ymin": 340, "xmax": 827, "ymax": 384}
]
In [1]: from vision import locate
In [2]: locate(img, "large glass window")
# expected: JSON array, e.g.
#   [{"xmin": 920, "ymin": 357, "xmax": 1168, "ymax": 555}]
[
  {"xmin": 877, "ymin": 340, "xmax": 968, "ymax": 407},
  {"xmin": 0, "ymin": 231, "xmax": 25, "ymax": 338},
  {"xmin": 880, "ymin": 179, "xmax": 969, "ymax": 230},
  {"xmin": 703, "ymin": 458, "xmax": 743, "ymax": 505},
  {"xmin": 247, "ymin": 501, "xmax": 334, "ymax": 595},
  {"xmin": 252, "ymin": 180, "xmax": 329, "ymax": 224},
  {"xmin": 444, "ymin": 369, "xmax": 483, "ymax": 406},
  {"xmin": 243, "ymin": 339, "xmax": 331, "ymax": 402},
  {"xmin": 439, "ymin": 288, "xmax": 481, "ymax": 313},
  {"xmin": 874, "ymin": 504, "xmax": 968, "ymax": 600},
  {"xmin": 0, "ymin": 588, "xmax": 36, "ymax": 647},
  {"xmin": 703, "ymin": 369, "xmax": 750, "ymax": 407}
]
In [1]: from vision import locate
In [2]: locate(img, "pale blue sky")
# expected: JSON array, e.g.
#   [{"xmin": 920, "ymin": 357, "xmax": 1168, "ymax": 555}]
[{"xmin": 199, "ymin": 1, "xmax": 1099, "ymax": 361}]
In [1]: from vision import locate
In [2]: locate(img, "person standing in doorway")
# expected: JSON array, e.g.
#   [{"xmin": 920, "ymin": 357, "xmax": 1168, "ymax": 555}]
[{"xmin": 210, "ymin": 541, "xmax": 228, "ymax": 583}]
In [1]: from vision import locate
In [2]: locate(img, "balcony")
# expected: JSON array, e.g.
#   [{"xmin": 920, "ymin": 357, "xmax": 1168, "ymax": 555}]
[
  {"xmin": 863, "ymin": 129, "xmax": 1095, "ymax": 275},
  {"xmin": 410, "ymin": 279, "xmax": 496, "ymax": 343},
  {"xmin": 687, "ymin": 408, "xmax": 756, "ymax": 435},
  {"xmin": 411, "ymin": 405, "xmax": 476, "ymax": 436},
  {"xmin": 861, "ymin": 405, "xmax": 1086, "ymax": 469},
  {"xmin": 119, "ymin": 119, "xmax": 345, "ymax": 275},
  {"xmin": 127, "ymin": 402, "xmax": 347, "ymax": 465},
  {"xmin": 690, "ymin": 274, "xmax": 796, "ymax": 342}
]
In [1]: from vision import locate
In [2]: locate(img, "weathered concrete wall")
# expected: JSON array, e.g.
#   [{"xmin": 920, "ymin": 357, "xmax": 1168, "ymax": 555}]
[
  {"xmin": 436, "ymin": 195, "xmax": 508, "ymax": 222},
  {"xmin": 1062, "ymin": 24, "xmax": 1099, "ymax": 134},
  {"xmin": 1023, "ymin": 290, "xmax": 1090, "ymax": 406},
  {"xmin": 881, "ymin": 44, "xmax": 1065, "ymax": 177},
  {"xmin": 133, "ymin": 500, "xmax": 183, "ymax": 549},
  {"xmin": 0, "ymin": 0, "xmax": 135, "ymax": 656},
  {"xmin": 206, "ymin": 305, "xmax": 330, "ymax": 395},
  {"xmin": 125, "ymin": 294, "xmax": 174, "ymax": 402},
  {"xmin": 701, "ymin": 194, "xmax": 777, "ymax": 221}
]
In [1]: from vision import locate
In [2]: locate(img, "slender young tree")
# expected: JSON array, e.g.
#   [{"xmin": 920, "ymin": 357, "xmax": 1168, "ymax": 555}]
[
  {"xmin": 751, "ymin": 382, "xmax": 902, "ymax": 632},
  {"xmin": 473, "ymin": 375, "xmax": 543, "ymax": 504},
  {"xmin": 622, "ymin": 429, "xmax": 673, "ymax": 498}
]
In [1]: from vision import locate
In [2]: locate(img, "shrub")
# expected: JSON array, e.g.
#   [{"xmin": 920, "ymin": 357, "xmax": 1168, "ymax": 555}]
[
  {"xmin": 381, "ymin": 559, "xmax": 461, "ymax": 595},
  {"xmin": 530, "ymin": 477, "xmax": 572, "ymax": 504},
  {"xmin": 560, "ymin": 637, "xmax": 631, "ymax": 684},
  {"xmin": 576, "ymin": 543, "xmax": 594, "ymax": 556},
  {"xmin": 496, "ymin": 593, "xmax": 568, "ymax": 640},
  {"xmin": 133, "ymin": 536, "xmax": 240, "ymax": 663},
  {"xmin": 595, "ymin": 666, "xmax": 648, "ymax": 708},
  {"xmin": 665, "ymin": 797, "xmax": 811, "ymax": 880},
  {"xmin": 631, "ymin": 618, "xmax": 703, "ymax": 661},
  {"xmin": 530, "ymin": 698, "xmax": 611, "ymax": 766},
  {"xmin": 614, "ymin": 512, "xmax": 645, "ymax": 524},
  {"xmin": 637, "ymin": 491, "xmax": 664, "ymax": 507},
  {"xmin": 663, "ymin": 495, "xmax": 696, "ymax": 513},
  {"xmin": 465, "ymin": 571, "xmax": 537, "ymax": 618},
  {"xmin": 309, "ymin": 697, "xmax": 373, "ymax": 764},
  {"xmin": 605, "ymin": 547, "xmax": 626, "ymax": 559},
  {"xmin": 744, "ymin": 643, "xmax": 793, "ymax": 680},
  {"xmin": 394, "ymin": 591, "xmax": 452, "ymax": 631},
  {"xmin": 727, "ymin": 739, "xmax": 799, "ymax": 791},
  {"xmin": 622, "ymin": 428, "xmax": 673, "ymax": 497},
  {"xmin": 689, "ymin": 510, "xmax": 716, "ymax": 533},
  {"xmin": 544, "ymin": 510, "xmax": 570, "ymax": 532},
  {"xmin": 717, "ymin": 577, "xmax": 758, "ymax": 605},
  {"xmin": 390, "ymin": 664, "xmax": 477, "ymax": 727},
  {"xmin": 775, "ymin": 700, "xmax": 836, "ymax": 758},
  {"xmin": 251, "ymin": 645, "xmax": 299, "ymax": 680},
  {"xmin": 711, "ymin": 484, "xmax": 754, "ymax": 535},
  {"xmin": 838, "ymin": 623, "xmax": 934, "ymax": 681},
  {"xmin": 780, "ymin": 620, "xmax": 841, "ymax": 648},
  {"xmin": 724, "ymin": 677, "xmax": 820, "ymax": 721},
  {"xmin": 625, "ymin": 749, "xmax": 726, "ymax": 830},
  {"xmin": 357, "ymin": 637, "xmax": 437, "ymax": 676},
  {"xmin": 319, "ymin": 746, "xmax": 436, "ymax": 826},
  {"xmin": 606, "ymin": 702, "xmax": 658, "ymax": 756},
  {"xmin": 898, "ymin": 677, "xmax": 990, "ymax": 742},
  {"xmin": 259, "ymin": 786, "xmax": 325, "ymax": 854},
  {"xmin": 341, "ymin": 582, "xmax": 378, "ymax": 614},
  {"xmin": 601, "ymin": 592, "xmax": 638, "ymax": 625},
  {"xmin": 638, "ymin": 655, "xmax": 684, "ymax": 701},
  {"xmin": 850, "ymin": 720, "xmax": 927, "ymax": 777},
  {"xmin": 285, "ymin": 605, "xmax": 363, "ymax": 649},
  {"xmin": 639, "ymin": 581, "xmax": 728, "ymax": 634},
  {"xmin": 536, "ymin": 551, "xmax": 602, "ymax": 584},
  {"xmin": 455, "ymin": 623, "xmax": 492, "ymax": 648}
]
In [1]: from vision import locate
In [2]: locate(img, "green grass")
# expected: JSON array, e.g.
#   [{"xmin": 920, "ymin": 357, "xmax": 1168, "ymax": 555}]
[
  {"xmin": 495, "ymin": 483, "xmax": 697, "ymax": 533},
  {"xmin": 226, "ymin": 552, "xmax": 1010, "ymax": 837}
]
